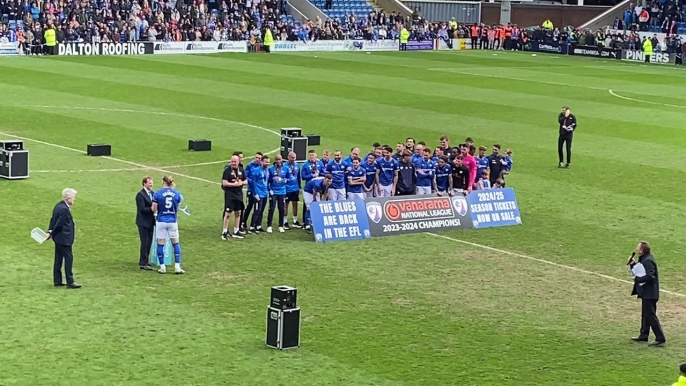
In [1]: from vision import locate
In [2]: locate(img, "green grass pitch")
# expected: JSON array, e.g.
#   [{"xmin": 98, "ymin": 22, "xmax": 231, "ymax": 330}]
[{"xmin": 0, "ymin": 50, "xmax": 685, "ymax": 386}]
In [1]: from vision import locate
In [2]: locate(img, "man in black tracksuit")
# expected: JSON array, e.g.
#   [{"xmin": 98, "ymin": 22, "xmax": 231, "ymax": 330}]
[
  {"xmin": 450, "ymin": 156, "xmax": 471, "ymax": 195},
  {"xmin": 396, "ymin": 150, "xmax": 417, "ymax": 196},
  {"xmin": 486, "ymin": 144, "xmax": 505, "ymax": 187},
  {"xmin": 558, "ymin": 107, "xmax": 577, "ymax": 168}
]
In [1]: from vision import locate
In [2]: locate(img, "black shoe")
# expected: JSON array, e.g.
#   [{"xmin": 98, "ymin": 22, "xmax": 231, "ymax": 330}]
[
  {"xmin": 238, "ymin": 229, "xmax": 247, "ymax": 236},
  {"xmin": 283, "ymin": 223, "xmax": 291, "ymax": 230},
  {"xmin": 231, "ymin": 232, "xmax": 244, "ymax": 239},
  {"xmin": 631, "ymin": 336, "xmax": 649, "ymax": 342},
  {"xmin": 67, "ymin": 283, "xmax": 82, "ymax": 289},
  {"xmin": 54, "ymin": 283, "xmax": 66, "ymax": 287},
  {"xmin": 249, "ymin": 227, "xmax": 257, "ymax": 234},
  {"xmin": 292, "ymin": 221, "xmax": 302, "ymax": 229},
  {"xmin": 256, "ymin": 227, "xmax": 266, "ymax": 233},
  {"xmin": 648, "ymin": 340, "xmax": 666, "ymax": 347},
  {"xmin": 140, "ymin": 265, "xmax": 153, "ymax": 271},
  {"xmin": 221, "ymin": 232, "xmax": 229, "ymax": 240},
  {"xmin": 564, "ymin": 163, "xmax": 570, "ymax": 168},
  {"xmin": 558, "ymin": 162, "xmax": 564, "ymax": 168}
]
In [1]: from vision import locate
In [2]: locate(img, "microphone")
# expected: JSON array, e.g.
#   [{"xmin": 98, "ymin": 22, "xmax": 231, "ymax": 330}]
[{"xmin": 627, "ymin": 252, "xmax": 636, "ymax": 266}]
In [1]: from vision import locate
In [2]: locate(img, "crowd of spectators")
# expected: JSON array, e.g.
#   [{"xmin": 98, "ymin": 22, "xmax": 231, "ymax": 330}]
[
  {"xmin": 0, "ymin": 0, "xmax": 293, "ymax": 45},
  {"xmin": 613, "ymin": 0, "xmax": 686, "ymax": 34}
]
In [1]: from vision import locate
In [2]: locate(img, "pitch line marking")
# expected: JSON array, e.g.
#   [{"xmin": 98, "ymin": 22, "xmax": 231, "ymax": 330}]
[
  {"xmin": 428, "ymin": 68, "xmax": 610, "ymax": 91},
  {"xmin": 5, "ymin": 130, "xmax": 686, "ymax": 301},
  {"xmin": 426, "ymin": 233, "xmax": 686, "ymax": 299},
  {"xmin": 608, "ymin": 89, "xmax": 686, "ymax": 109},
  {"xmin": 0, "ymin": 130, "xmax": 220, "ymax": 185},
  {"xmin": 31, "ymin": 159, "xmax": 241, "ymax": 174},
  {"xmin": 1, "ymin": 105, "xmax": 282, "ymax": 174}
]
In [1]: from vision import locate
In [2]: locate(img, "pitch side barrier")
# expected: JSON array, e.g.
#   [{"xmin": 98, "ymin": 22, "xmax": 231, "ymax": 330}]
[
  {"xmin": 0, "ymin": 38, "xmax": 480, "ymax": 57},
  {"xmin": 309, "ymin": 188, "xmax": 522, "ymax": 243}
]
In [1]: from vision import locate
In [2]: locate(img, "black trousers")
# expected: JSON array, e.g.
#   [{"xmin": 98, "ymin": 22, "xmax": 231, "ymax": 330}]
[
  {"xmin": 267, "ymin": 194, "xmax": 286, "ymax": 227},
  {"xmin": 558, "ymin": 134, "xmax": 573, "ymax": 164},
  {"xmin": 640, "ymin": 298, "xmax": 666, "ymax": 342},
  {"xmin": 54, "ymin": 243, "xmax": 74, "ymax": 285},
  {"xmin": 242, "ymin": 193, "xmax": 256, "ymax": 228},
  {"xmin": 250, "ymin": 197, "xmax": 267, "ymax": 229},
  {"xmin": 137, "ymin": 225, "xmax": 154, "ymax": 266}
]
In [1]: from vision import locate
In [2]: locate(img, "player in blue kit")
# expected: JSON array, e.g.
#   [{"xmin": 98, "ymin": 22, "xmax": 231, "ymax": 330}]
[
  {"xmin": 283, "ymin": 152, "xmax": 302, "ymax": 230},
  {"xmin": 267, "ymin": 154, "xmax": 289, "ymax": 233},
  {"xmin": 316, "ymin": 150, "xmax": 330, "ymax": 176},
  {"xmin": 303, "ymin": 174, "xmax": 333, "ymax": 231},
  {"xmin": 248, "ymin": 155, "xmax": 271, "ymax": 233},
  {"xmin": 435, "ymin": 156, "xmax": 453, "ymax": 196},
  {"xmin": 326, "ymin": 150, "xmax": 347, "ymax": 201},
  {"xmin": 361, "ymin": 153, "xmax": 377, "ymax": 198},
  {"xmin": 151, "ymin": 175, "xmax": 185, "ymax": 274},
  {"xmin": 415, "ymin": 148, "xmax": 436, "ymax": 195},
  {"xmin": 375, "ymin": 145, "xmax": 399, "ymax": 197},
  {"xmin": 346, "ymin": 157, "xmax": 366, "ymax": 201},
  {"xmin": 475, "ymin": 146, "xmax": 489, "ymax": 184}
]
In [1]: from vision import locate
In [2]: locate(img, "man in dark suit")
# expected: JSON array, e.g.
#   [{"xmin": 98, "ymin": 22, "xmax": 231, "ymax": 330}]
[
  {"xmin": 136, "ymin": 176, "xmax": 155, "ymax": 270},
  {"xmin": 557, "ymin": 106, "xmax": 577, "ymax": 168},
  {"xmin": 47, "ymin": 188, "xmax": 81, "ymax": 289},
  {"xmin": 629, "ymin": 241, "xmax": 666, "ymax": 347}
]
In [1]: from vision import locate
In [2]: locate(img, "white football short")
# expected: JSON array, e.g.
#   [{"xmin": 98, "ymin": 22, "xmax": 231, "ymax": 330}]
[
  {"xmin": 156, "ymin": 222, "xmax": 179, "ymax": 240},
  {"xmin": 378, "ymin": 184, "xmax": 393, "ymax": 197},
  {"xmin": 348, "ymin": 192, "xmax": 365, "ymax": 201},
  {"xmin": 416, "ymin": 186, "xmax": 432, "ymax": 195},
  {"xmin": 303, "ymin": 192, "xmax": 314, "ymax": 208},
  {"xmin": 328, "ymin": 188, "xmax": 346, "ymax": 201}
]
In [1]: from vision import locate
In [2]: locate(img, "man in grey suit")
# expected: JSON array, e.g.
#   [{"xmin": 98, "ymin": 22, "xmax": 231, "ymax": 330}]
[
  {"xmin": 629, "ymin": 241, "xmax": 665, "ymax": 346},
  {"xmin": 47, "ymin": 188, "xmax": 81, "ymax": 289}
]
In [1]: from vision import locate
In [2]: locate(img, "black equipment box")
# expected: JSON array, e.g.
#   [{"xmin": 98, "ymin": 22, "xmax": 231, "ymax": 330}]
[
  {"xmin": 0, "ymin": 140, "xmax": 24, "ymax": 151},
  {"xmin": 271, "ymin": 285, "xmax": 297, "ymax": 310},
  {"xmin": 188, "ymin": 139, "xmax": 211, "ymax": 152},
  {"xmin": 306, "ymin": 135, "xmax": 321, "ymax": 146},
  {"xmin": 266, "ymin": 306, "xmax": 301, "ymax": 350},
  {"xmin": 87, "ymin": 144, "xmax": 111, "ymax": 156},
  {"xmin": 0, "ymin": 140, "xmax": 29, "ymax": 180},
  {"xmin": 280, "ymin": 136, "xmax": 307, "ymax": 162},
  {"xmin": 281, "ymin": 128, "xmax": 302, "ymax": 138}
]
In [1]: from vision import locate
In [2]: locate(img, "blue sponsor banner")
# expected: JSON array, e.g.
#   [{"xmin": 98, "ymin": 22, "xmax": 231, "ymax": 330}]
[
  {"xmin": 406, "ymin": 40, "xmax": 434, "ymax": 51},
  {"xmin": 466, "ymin": 188, "xmax": 522, "ymax": 229},
  {"xmin": 530, "ymin": 41, "xmax": 568, "ymax": 55},
  {"xmin": 310, "ymin": 199, "xmax": 371, "ymax": 242}
]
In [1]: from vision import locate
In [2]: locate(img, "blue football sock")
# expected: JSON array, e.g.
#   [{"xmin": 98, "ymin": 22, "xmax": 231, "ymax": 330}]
[
  {"xmin": 173, "ymin": 243, "xmax": 181, "ymax": 264},
  {"xmin": 305, "ymin": 209, "xmax": 311, "ymax": 226},
  {"xmin": 157, "ymin": 243, "xmax": 165, "ymax": 265}
]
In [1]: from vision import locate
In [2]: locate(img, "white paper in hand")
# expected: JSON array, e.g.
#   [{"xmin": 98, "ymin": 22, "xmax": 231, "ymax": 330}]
[
  {"xmin": 180, "ymin": 206, "xmax": 191, "ymax": 216},
  {"xmin": 632, "ymin": 263, "xmax": 646, "ymax": 287},
  {"xmin": 31, "ymin": 227, "xmax": 48, "ymax": 244}
]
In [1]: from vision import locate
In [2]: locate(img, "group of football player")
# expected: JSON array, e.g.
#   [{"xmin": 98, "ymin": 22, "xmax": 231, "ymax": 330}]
[{"xmin": 220, "ymin": 135, "xmax": 513, "ymax": 239}]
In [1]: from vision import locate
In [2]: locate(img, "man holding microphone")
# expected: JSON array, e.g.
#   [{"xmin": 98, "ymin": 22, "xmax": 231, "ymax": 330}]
[
  {"xmin": 558, "ymin": 106, "xmax": 576, "ymax": 169},
  {"xmin": 628, "ymin": 241, "xmax": 666, "ymax": 347}
]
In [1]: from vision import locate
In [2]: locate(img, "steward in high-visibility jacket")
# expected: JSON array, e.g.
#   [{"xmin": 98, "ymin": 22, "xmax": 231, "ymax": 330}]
[
  {"xmin": 399, "ymin": 27, "xmax": 410, "ymax": 51},
  {"xmin": 263, "ymin": 27, "xmax": 274, "ymax": 53},
  {"xmin": 642, "ymin": 38, "xmax": 653, "ymax": 63},
  {"xmin": 44, "ymin": 26, "xmax": 56, "ymax": 55}
]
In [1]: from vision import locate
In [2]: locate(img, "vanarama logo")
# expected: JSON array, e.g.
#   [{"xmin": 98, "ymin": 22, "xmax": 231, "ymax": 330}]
[{"xmin": 383, "ymin": 197, "xmax": 455, "ymax": 222}]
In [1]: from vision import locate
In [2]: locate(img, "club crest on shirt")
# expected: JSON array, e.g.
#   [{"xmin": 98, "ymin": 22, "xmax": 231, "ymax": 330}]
[
  {"xmin": 451, "ymin": 196, "xmax": 469, "ymax": 216},
  {"xmin": 366, "ymin": 202, "xmax": 383, "ymax": 223}
]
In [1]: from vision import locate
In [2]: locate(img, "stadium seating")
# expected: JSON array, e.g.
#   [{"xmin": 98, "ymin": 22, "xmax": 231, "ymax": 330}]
[{"xmin": 309, "ymin": 0, "xmax": 374, "ymax": 20}]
